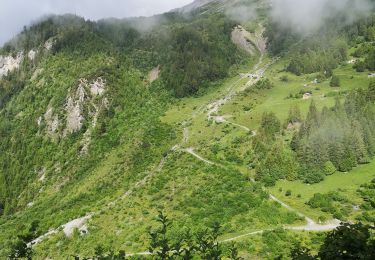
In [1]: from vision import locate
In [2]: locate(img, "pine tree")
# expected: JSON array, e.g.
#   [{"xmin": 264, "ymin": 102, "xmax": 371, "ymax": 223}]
[{"xmin": 305, "ymin": 101, "xmax": 319, "ymax": 135}]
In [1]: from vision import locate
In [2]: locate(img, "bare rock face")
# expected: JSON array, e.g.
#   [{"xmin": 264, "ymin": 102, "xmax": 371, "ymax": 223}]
[
  {"xmin": 231, "ymin": 26, "xmax": 256, "ymax": 55},
  {"xmin": 39, "ymin": 77, "xmax": 108, "ymax": 150},
  {"xmin": 44, "ymin": 38, "xmax": 55, "ymax": 51},
  {"xmin": 231, "ymin": 25, "xmax": 267, "ymax": 55},
  {"xmin": 65, "ymin": 80, "xmax": 87, "ymax": 135},
  {"xmin": 80, "ymin": 78, "xmax": 108, "ymax": 154},
  {"xmin": 0, "ymin": 52, "xmax": 24, "ymax": 78},
  {"xmin": 148, "ymin": 66, "xmax": 160, "ymax": 83},
  {"xmin": 44, "ymin": 107, "xmax": 59, "ymax": 138},
  {"xmin": 89, "ymin": 77, "xmax": 106, "ymax": 96},
  {"xmin": 28, "ymin": 50, "xmax": 37, "ymax": 61}
]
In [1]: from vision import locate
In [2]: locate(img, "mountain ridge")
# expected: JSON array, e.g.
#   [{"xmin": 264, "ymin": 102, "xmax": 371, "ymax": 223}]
[{"xmin": 0, "ymin": 1, "xmax": 375, "ymax": 258}]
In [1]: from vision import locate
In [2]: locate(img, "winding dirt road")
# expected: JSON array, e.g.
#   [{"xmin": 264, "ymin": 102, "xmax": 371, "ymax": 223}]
[{"xmin": 30, "ymin": 31, "xmax": 340, "ymax": 252}]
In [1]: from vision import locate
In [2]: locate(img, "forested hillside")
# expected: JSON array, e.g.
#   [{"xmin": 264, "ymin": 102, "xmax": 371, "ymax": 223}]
[{"xmin": 1, "ymin": 0, "xmax": 375, "ymax": 258}]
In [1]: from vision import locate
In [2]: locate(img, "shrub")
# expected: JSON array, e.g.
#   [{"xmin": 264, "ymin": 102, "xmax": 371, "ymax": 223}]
[
  {"xmin": 280, "ymin": 75, "xmax": 289, "ymax": 82},
  {"xmin": 324, "ymin": 161, "xmax": 336, "ymax": 176},
  {"xmin": 330, "ymin": 75, "xmax": 341, "ymax": 87}
]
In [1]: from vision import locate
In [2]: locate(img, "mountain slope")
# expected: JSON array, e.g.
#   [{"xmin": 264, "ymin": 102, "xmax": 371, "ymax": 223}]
[{"xmin": 0, "ymin": 0, "xmax": 375, "ymax": 258}]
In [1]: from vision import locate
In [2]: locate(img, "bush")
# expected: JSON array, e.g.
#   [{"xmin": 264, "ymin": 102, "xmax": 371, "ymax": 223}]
[
  {"xmin": 303, "ymin": 169, "xmax": 325, "ymax": 184},
  {"xmin": 280, "ymin": 75, "xmax": 289, "ymax": 82},
  {"xmin": 254, "ymin": 78, "xmax": 274, "ymax": 90},
  {"xmin": 324, "ymin": 161, "xmax": 336, "ymax": 176},
  {"xmin": 285, "ymin": 190, "xmax": 292, "ymax": 196},
  {"xmin": 330, "ymin": 75, "xmax": 341, "ymax": 87},
  {"xmin": 353, "ymin": 60, "xmax": 366, "ymax": 72}
]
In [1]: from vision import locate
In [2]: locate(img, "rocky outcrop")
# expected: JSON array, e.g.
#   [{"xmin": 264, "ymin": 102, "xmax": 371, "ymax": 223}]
[
  {"xmin": 148, "ymin": 66, "xmax": 160, "ymax": 83},
  {"xmin": 44, "ymin": 107, "xmax": 59, "ymax": 138},
  {"xmin": 28, "ymin": 50, "xmax": 36, "ymax": 60},
  {"xmin": 44, "ymin": 38, "xmax": 55, "ymax": 51},
  {"xmin": 231, "ymin": 25, "xmax": 267, "ymax": 55},
  {"xmin": 38, "ymin": 77, "xmax": 108, "ymax": 154},
  {"xmin": 0, "ymin": 52, "xmax": 23, "ymax": 78},
  {"xmin": 39, "ymin": 77, "xmax": 108, "ymax": 148},
  {"xmin": 80, "ymin": 77, "xmax": 108, "ymax": 154},
  {"xmin": 65, "ymin": 81, "xmax": 86, "ymax": 135},
  {"xmin": 89, "ymin": 77, "xmax": 106, "ymax": 96}
]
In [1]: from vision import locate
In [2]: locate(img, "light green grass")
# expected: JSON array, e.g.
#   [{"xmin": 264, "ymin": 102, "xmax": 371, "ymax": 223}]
[{"xmin": 269, "ymin": 161, "xmax": 375, "ymax": 221}]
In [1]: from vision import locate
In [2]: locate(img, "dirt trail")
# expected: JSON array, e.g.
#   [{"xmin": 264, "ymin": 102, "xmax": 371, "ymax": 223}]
[
  {"xmin": 206, "ymin": 54, "xmax": 274, "ymax": 136},
  {"xmin": 30, "ymin": 31, "xmax": 337, "ymax": 251},
  {"xmin": 184, "ymin": 147, "xmax": 215, "ymax": 165},
  {"xmin": 126, "ymin": 33, "xmax": 341, "ymax": 256},
  {"xmin": 268, "ymin": 195, "xmax": 341, "ymax": 231}
]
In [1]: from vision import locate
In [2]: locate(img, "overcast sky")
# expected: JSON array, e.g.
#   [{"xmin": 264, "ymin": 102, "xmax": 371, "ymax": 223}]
[{"xmin": 0, "ymin": 0, "xmax": 193, "ymax": 45}]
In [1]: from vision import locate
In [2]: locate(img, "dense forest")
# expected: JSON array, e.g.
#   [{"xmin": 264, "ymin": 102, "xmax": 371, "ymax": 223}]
[
  {"xmin": 1, "ymin": 0, "xmax": 375, "ymax": 258},
  {"xmin": 2, "ymin": 13, "xmax": 245, "ymax": 98},
  {"xmin": 254, "ymin": 81, "xmax": 375, "ymax": 186},
  {"xmin": 265, "ymin": 14, "xmax": 375, "ymax": 76}
]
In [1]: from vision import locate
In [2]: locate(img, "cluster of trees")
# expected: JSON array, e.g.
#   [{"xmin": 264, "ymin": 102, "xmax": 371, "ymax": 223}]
[
  {"xmin": 353, "ymin": 47, "xmax": 375, "ymax": 72},
  {"xmin": 8, "ymin": 221, "xmax": 40, "ymax": 260},
  {"xmin": 253, "ymin": 112, "xmax": 299, "ymax": 186},
  {"xmin": 292, "ymin": 82, "xmax": 375, "ymax": 183},
  {"xmin": 265, "ymin": 13, "xmax": 375, "ymax": 76},
  {"xmin": 254, "ymin": 81, "xmax": 375, "ymax": 185},
  {"xmin": 254, "ymin": 78, "xmax": 274, "ymax": 90},
  {"xmin": 263, "ymin": 21, "xmax": 300, "ymax": 56},
  {"xmin": 307, "ymin": 192, "xmax": 351, "ymax": 220},
  {"xmin": 286, "ymin": 38, "xmax": 348, "ymax": 76},
  {"xmin": 2, "ymin": 12, "xmax": 245, "ymax": 98},
  {"xmin": 357, "ymin": 178, "xmax": 375, "ymax": 223},
  {"xmin": 290, "ymin": 222, "xmax": 375, "ymax": 260},
  {"xmin": 160, "ymin": 14, "xmax": 243, "ymax": 97}
]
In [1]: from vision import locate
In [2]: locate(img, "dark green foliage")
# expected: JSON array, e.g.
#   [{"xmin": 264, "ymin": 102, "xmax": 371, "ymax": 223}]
[
  {"xmin": 254, "ymin": 78, "xmax": 274, "ymax": 90},
  {"xmin": 286, "ymin": 38, "xmax": 347, "ymax": 75},
  {"xmin": 260, "ymin": 112, "xmax": 281, "ymax": 139},
  {"xmin": 8, "ymin": 220, "xmax": 39, "ymax": 260},
  {"xmin": 365, "ymin": 47, "xmax": 375, "ymax": 71},
  {"xmin": 255, "ymin": 142, "xmax": 299, "ymax": 186},
  {"xmin": 307, "ymin": 192, "xmax": 351, "ymax": 219},
  {"xmin": 353, "ymin": 60, "xmax": 366, "ymax": 72},
  {"xmin": 161, "ymin": 14, "xmax": 242, "ymax": 97},
  {"xmin": 330, "ymin": 75, "xmax": 341, "ymax": 87},
  {"xmin": 264, "ymin": 21, "xmax": 300, "ymax": 55},
  {"xmin": 290, "ymin": 243, "xmax": 316, "ymax": 260},
  {"xmin": 228, "ymin": 242, "xmax": 243, "ymax": 260},
  {"xmin": 149, "ymin": 211, "xmax": 173, "ymax": 259},
  {"xmin": 254, "ymin": 112, "xmax": 299, "ymax": 185},
  {"xmin": 292, "ymin": 85, "xmax": 375, "ymax": 183},
  {"xmin": 148, "ymin": 212, "xmax": 230, "ymax": 259},
  {"xmin": 290, "ymin": 223, "xmax": 375, "ymax": 260},
  {"xmin": 357, "ymin": 178, "xmax": 375, "ymax": 222},
  {"xmin": 318, "ymin": 223, "xmax": 375, "ymax": 260},
  {"xmin": 287, "ymin": 105, "xmax": 302, "ymax": 125},
  {"xmin": 301, "ymin": 167, "xmax": 325, "ymax": 184}
]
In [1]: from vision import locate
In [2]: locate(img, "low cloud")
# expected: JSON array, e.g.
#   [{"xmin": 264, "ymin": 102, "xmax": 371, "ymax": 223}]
[
  {"xmin": 270, "ymin": 0, "xmax": 375, "ymax": 35},
  {"xmin": 225, "ymin": 4, "xmax": 257, "ymax": 23},
  {"xmin": 0, "ymin": 0, "xmax": 193, "ymax": 46}
]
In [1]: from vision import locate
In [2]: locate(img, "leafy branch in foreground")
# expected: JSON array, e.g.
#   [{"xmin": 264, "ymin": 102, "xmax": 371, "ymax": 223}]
[{"xmin": 149, "ymin": 211, "xmax": 233, "ymax": 259}]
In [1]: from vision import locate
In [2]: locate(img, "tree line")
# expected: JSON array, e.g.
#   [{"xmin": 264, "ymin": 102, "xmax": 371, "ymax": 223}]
[{"xmin": 254, "ymin": 81, "xmax": 375, "ymax": 185}]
